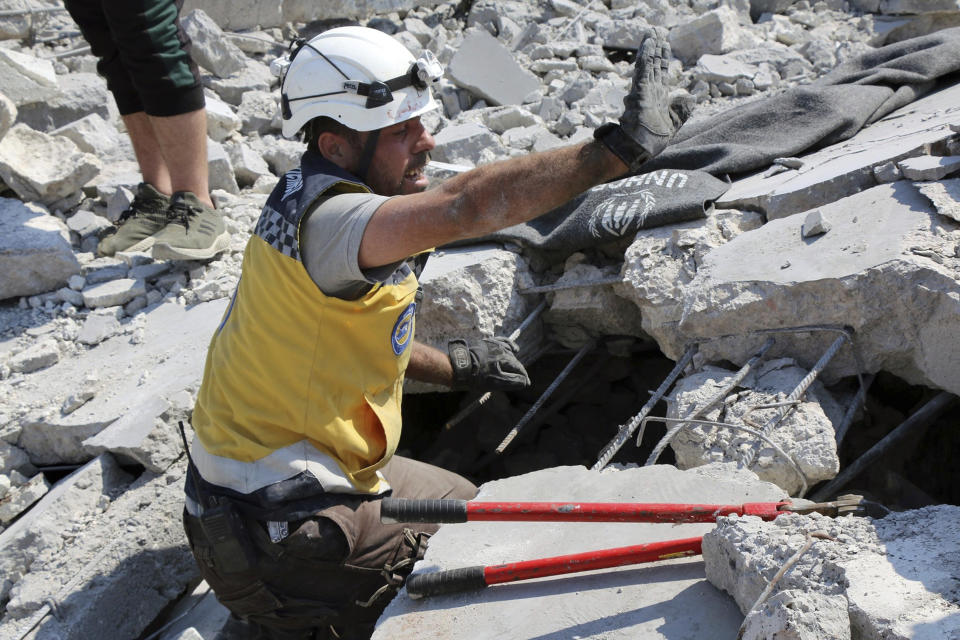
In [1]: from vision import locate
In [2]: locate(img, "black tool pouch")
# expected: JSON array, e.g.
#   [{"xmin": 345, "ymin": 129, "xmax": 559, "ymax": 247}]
[{"xmin": 199, "ymin": 496, "xmax": 258, "ymax": 574}]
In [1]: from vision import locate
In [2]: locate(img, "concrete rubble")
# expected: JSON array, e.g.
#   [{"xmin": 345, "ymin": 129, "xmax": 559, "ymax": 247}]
[{"xmin": 0, "ymin": 0, "xmax": 956, "ymax": 639}]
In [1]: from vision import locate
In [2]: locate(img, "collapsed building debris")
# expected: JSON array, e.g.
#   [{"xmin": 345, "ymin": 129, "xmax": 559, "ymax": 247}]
[{"xmin": 0, "ymin": 0, "xmax": 958, "ymax": 638}]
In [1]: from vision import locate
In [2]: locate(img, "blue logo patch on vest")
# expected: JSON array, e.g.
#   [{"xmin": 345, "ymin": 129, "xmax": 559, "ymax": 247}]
[{"xmin": 391, "ymin": 302, "xmax": 416, "ymax": 355}]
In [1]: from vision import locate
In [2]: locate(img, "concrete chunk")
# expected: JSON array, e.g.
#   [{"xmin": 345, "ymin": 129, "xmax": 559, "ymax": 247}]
[
  {"xmin": 8, "ymin": 338, "xmax": 60, "ymax": 374},
  {"xmin": 703, "ymin": 506, "xmax": 960, "ymax": 640},
  {"xmin": 0, "ymin": 91, "xmax": 14, "ymax": 141},
  {"xmin": 0, "ymin": 473, "xmax": 50, "ymax": 524},
  {"xmin": 0, "ymin": 47, "xmax": 57, "ymax": 106},
  {"xmin": 52, "ymin": 113, "xmax": 120, "ymax": 156},
  {"xmin": 430, "ymin": 122, "xmax": 505, "ymax": 166},
  {"xmin": 83, "ymin": 394, "xmax": 181, "ymax": 473},
  {"xmin": 678, "ymin": 183, "xmax": 960, "ymax": 395},
  {"xmin": 0, "ymin": 124, "xmax": 101, "ymax": 206},
  {"xmin": 181, "ymin": 0, "xmax": 283, "ymax": 30},
  {"xmin": 204, "ymin": 93, "xmax": 241, "ymax": 142},
  {"xmin": 82, "ymin": 278, "xmax": 147, "ymax": 309},
  {"xmin": 801, "ymin": 209, "xmax": 831, "ymax": 237},
  {"xmin": 77, "ymin": 308, "xmax": 123, "ymax": 345},
  {"xmin": 447, "ymin": 29, "xmax": 540, "ymax": 106},
  {"xmin": 0, "ymin": 198, "xmax": 81, "ymax": 301},
  {"xmin": 694, "ymin": 53, "xmax": 760, "ymax": 84},
  {"xmin": 16, "ymin": 72, "xmax": 113, "ymax": 132},
  {"xmin": 207, "ymin": 138, "xmax": 240, "ymax": 194},
  {"xmin": 897, "ymin": 154, "xmax": 960, "ymax": 180},
  {"xmin": 669, "ymin": 7, "xmax": 756, "ymax": 64},
  {"xmin": 916, "ymin": 178, "xmax": 960, "ymax": 223},
  {"xmin": 181, "ymin": 9, "xmax": 248, "ymax": 78}
]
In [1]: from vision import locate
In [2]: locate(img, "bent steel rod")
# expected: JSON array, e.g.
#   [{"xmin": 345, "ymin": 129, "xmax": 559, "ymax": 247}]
[
  {"xmin": 646, "ymin": 337, "xmax": 775, "ymax": 466},
  {"xmin": 496, "ymin": 338, "xmax": 596, "ymax": 454},
  {"xmin": 592, "ymin": 344, "xmax": 697, "ymax": 470},
  {"xmin": 811, "ymin": 391, "xmax": 956, "ymax": 502},
  {"xmin": 739, "ymin": 334, "xmax": 847, "ymax": 470}
]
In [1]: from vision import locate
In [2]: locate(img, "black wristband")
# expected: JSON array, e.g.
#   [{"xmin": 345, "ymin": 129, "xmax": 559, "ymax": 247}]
[
  {"xmin": 594, "ymin": 123, "xmax": 650, "ymax": 173},
  {"xmin": 448, "ymin": 339, "xmax": 473, "ymax": 387}
]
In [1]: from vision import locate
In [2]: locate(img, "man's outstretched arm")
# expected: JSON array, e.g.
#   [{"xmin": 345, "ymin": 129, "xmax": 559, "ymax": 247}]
[{"xmin": 359, "ymin": 31, "xmax": 679, "ymax": 269}]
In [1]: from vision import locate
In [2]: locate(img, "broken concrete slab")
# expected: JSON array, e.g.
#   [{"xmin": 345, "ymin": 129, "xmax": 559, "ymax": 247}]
[
  {"xmin": 447, "ymin": 29, "xmax": 540, "ymax": 107},
  {"xmin": 207, "ymin": 138, "xmax": 240, "ymax": 195},
  {"xmin": 545, "ymin": 256, "xmax": 646, "ymax": 349},
  {"xmin": 15, "ymin": 72, "xmax": 113, "ymax": 132},
  {"xmin": 0, "ymin": 198, "xmax": 81, "ymax": 301},
  {"xmin": 82, "ymin": 393, "xmax": 181, "ymax": 473},
  {"xmin": 676, "ymin": 182, "xmax": 960, "ymax": 395},
  {"xmin": 916, "ymin": 178, "xmax": 960, "ymax": 222},
  {"xmin": 7, "ymin": 338, "xmax": 60, "ymax": 375},
  {"xmin": 0, "ymin": 458, "xmax": 198, "ymax": 640},
  {"xmin": 898, "ymin": 154, "xmax": 960, "ymax": 180},
  {"xmin": 0, "ymin": 124, "xmax": 101, "ymax": 206},
  {"xmin": 0, "ymin": 472, "xmax": 49, "ymax": 524},
  {"xmin": 204, "ymin": 93, "xmax": 241, "ymax": 142},
  {"xmin": 703, "ymin": 506, "xmax": 960, "ymax": 640},
  {"xmin": 82, "ymin": 278, "xmax": 147, "ymax": 309},
  {"xmin": 616, "ymin": 208, "xmax": 763, "ymax": 353},
  {"xmin": 203, "ymin": 57, "xmax": 274, "ymax": 106},
  {"xmin": 430, "ymin": 121, "xmax": 506, "ymax": 166},
  {"xmin": 666, "ymin": 359, "xmax": 843, "ymax": 496},
  {"xmin": 10, "ymin": 299, "xmax": 228, "ymax": 466},
  {"xmin": 0, "ymin": 454, "xmax": 134, "ymax": 605},
  {"xmin": 0, "ymin": 47, "xmax": 57, "ymax": 106},
  {"xmin": 742, "ymin": 589, "xmax": 852, "ymax": 640},
  {"xmin": 414, "ymin": 244, "xmax": 538, "ymax": 356},
  {"xmin": 374, "ymin": 463, "xmax": 786, "ymax": 639},
  {"xmin": 717, "ymin": 82, "xmax": 960, "ymax": 221}
]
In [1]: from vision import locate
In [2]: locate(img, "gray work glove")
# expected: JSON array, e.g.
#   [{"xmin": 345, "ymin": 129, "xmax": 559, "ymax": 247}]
[
  {"xmin": 448, "ymin": 337, "xmax": 531, "ymax": 392},
  {"xmin": 595, "ymin": 29, "xmax": 687, "ymax": 172}
]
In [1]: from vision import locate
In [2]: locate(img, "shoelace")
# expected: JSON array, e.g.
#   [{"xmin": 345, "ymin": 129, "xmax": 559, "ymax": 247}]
[
  {"xmin": 117, "ymin": 195, "xmax": 152, "ymax": 223},
  {"xmin": 167, "ymin": 200, "xmax": 202, "ymax": 230}
]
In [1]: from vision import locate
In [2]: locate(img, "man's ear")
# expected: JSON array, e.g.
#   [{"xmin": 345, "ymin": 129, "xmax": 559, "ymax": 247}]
[{"xmin": 316, "ymin": 131, "xmax": 345, "ymax": 162}]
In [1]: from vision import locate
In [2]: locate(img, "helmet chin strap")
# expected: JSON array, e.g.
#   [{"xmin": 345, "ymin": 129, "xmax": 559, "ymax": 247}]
[{"xmin": 356, "ymin": 129, "xmax": 381, "ymax": 184}]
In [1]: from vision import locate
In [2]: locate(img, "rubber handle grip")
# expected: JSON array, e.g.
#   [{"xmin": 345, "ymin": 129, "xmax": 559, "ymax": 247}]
[
  {"xmin": 380, "ymin": 498, "xmax": 468, "ymax": 524},
  {"xmin": 406, "ymin": 566, "xmax": 487, "ymax": 599}
]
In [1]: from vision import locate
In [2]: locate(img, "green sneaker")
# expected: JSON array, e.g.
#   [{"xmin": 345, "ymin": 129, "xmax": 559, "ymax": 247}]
[
  {"xmin": 151, "ymin": 191, "xmax": 231, "ymax": 261},
  {"xmin": 97, "ymin": 183, "xmax": 171, "ymax": 256}
]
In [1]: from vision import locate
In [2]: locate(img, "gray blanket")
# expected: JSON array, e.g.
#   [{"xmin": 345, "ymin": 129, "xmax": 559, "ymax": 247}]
[{"xmin": 470, "ymin": 27, "xmax": 960, "ymax": 256}]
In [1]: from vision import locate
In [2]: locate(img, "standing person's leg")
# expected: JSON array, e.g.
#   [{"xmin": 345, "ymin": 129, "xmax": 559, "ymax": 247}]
[{"xmin": 100, "ymin": 0, "xmax": 228, "ymax": 260}]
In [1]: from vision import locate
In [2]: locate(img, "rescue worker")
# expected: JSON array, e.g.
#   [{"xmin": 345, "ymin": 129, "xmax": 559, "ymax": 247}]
[{"xmin": 183, "ymin": 26, "xmax": 683, "ymax": 640}]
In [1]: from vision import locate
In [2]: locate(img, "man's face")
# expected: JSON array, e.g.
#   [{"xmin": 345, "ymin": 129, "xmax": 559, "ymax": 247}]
[{"xmin": 362, "ymin": 117, "xmax": 436, "ymax": 196}]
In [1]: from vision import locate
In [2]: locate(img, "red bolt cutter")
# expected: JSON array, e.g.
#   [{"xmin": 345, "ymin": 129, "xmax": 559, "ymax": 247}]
[{"xmin": 380, "ymin": 495, "xmax": 870, "ymax": 598}]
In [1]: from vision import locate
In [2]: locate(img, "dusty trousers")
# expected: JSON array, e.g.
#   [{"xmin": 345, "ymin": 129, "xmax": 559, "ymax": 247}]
[{"xmin": 183, "ymin": 455, "xmax": 477, "ymax": 639}]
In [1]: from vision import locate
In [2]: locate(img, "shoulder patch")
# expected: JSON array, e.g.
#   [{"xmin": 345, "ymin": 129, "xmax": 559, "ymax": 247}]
[
  {"xmin": 391, "ymin": 302, "xmax": 416, "ymax": 356},
  {"xmin": 282, "ymin": 168, "xmax": 304, "ymax": 201}
]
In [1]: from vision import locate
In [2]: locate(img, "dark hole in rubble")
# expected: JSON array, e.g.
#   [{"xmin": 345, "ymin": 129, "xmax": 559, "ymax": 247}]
[{"xmin": 401, "ymin": 359, "xmax": 960, "ymax": 509}]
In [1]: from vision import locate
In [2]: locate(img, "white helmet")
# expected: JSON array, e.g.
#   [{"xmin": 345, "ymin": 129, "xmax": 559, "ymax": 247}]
[{"xmin": 274, "ymin": 26, "xmax": 442, "ymax": 138}]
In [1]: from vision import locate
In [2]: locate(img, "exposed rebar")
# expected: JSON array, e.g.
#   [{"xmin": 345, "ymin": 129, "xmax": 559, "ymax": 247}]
[
  {"xmin": 0, "ymin": 6, "xmax": 67, "ymax": 17},
  {"xmin": 591, "ymin": 343, "xmax": 697, "ymax": 470},
  {"xmin": 834, "ymin": 373, "xmax": 874, "ymax": 447},
  {"xmin": 811, "ymin": 391, "xmax": 956, "ymax": 502},
  {"xmin": 442, "ymin": 300, "xmax": 547, "ymax": 432},
  {"xmin": 738, "ymin": 334, "xmax": 847, "ymax": 470},
  {"xmin": 519, "ymin": 275, "xmax": 621, "ymax": 295},
  {"xmin": 645, "ymin": 337, "xmax": 775, "ymax": 466},
  {"xmin": 638, "ymin": 416, "xmax": 809, "ymax": 496},
  {"xmin": 496, "ymin": 338, "xmax": 597, "ymax": 454}
]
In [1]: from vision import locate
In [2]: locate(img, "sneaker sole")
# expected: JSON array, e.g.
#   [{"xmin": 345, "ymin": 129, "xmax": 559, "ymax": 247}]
[
  {"xmin": 151, "ymin": 231, "xmax": 231, "ymax": 261},
  {"xmin": 98, "ymin": 234, "xmax": 159, "ymax": 257}
]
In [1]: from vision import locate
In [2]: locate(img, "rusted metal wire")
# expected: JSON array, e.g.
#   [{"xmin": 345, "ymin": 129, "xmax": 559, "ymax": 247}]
[
  {"xmin": 637, "ymin": 416, "xmax": 809, "ymax": 496},
  {"xmin": 645, "ymin": 338, "xmax": 775, "ymax": 466},
  {"xmin": 496, "ymin": 338, "xmax": 597, "ymax": 454},
  {"xmin": 834, "ymin": 373, "xmax": 874, "ymax": 446},
  {"xmin": 591, "ymin": 343, "xmax": 697, "ymax": 470},
  {"xmin": 738, "ymin": 334, "xmax": 847, "ymax": 470}
]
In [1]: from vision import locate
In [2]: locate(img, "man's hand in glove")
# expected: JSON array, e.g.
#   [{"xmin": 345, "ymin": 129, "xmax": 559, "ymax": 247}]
[
  {"xmin": 448, "ymin": 337, "xmax": 531, "ymax": 392},
  {"xmin": 594, "ymin": 28, "xmax": 690, "ymax": 172}
]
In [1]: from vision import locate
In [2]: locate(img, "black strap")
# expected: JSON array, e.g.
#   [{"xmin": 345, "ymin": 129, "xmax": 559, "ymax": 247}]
[
  {"xmin": 593, "ymin": 123, "xmax": 650, "ymax": 173},
  {"xmin": 356, "ymin": 129, "xmax": 381, "ymax": 183}
]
